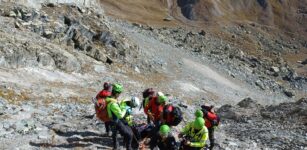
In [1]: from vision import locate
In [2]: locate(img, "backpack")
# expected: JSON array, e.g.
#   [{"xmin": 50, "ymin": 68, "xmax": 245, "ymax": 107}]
[
  {"xmin": 201, "ymin": 105, "xmax": 220, "ymax": 127},
  {"xmin": 211, "ymin": 115, "xmax": 220, "ymax": 127},
  {"xmin": 93, "ymin": 97, "xmax": 111, "ymax": 122},
  {"xmin": 163, "ymin": 104, "xmax": 183, "ymax": 126}
]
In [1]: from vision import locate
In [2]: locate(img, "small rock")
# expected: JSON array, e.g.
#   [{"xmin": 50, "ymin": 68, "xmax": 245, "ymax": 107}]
[
  {"xmin": 302, "ymin": 59, "xmax": 307, "ymax": 65},
  {"xmin": 106, "ymin": 57, "xmax": 113, "ymax": 64},
  {"xmin": 9, "ymin": 11, "xmax": 16, "ymax": 17},
  {"xmin": 199, "ymin": 30, "xmax": 206, "ymax": 36},
  {"xmin": 163, "ymin": 15, "xmax": 174, "ymax": 21},
  {"xmin": 16, "ymin": 10, "xmax": 22, "ymax": 19},
  {"xmin": 237, "ymin": 97, "xmax": 258, "ymax": 108},
  {"xmin": 270, "ymin": 66, "xmax": 280, "ymax": 73},
  {"xmin": 225, "ymin": 44, "xmax": 231, "ymax": 51},
  {"xmin": 134, "ymin": 66, "xmax": 140, "ymax": 73},
  {"xmin": 284, "ymin": 89, "xmax": 294, "ymax": 98},
  {"xmin": 255, "ymin": 80, "xmax": 266, "ymax": 90},
  {"xmin": 3, "ymin": 122, "xmax": 11, "ymax": 130},
  {"xmin": 15, "ymin": 21, "xmax": 21, "ymax": 28},
  {"xmin": 43, "ymin": 30, "xmax": 53, "ymax": 38},
  {"xmin": 228, "ymin": 141, "xmax": 238, "ymax": 146},
  {"xmin": 178, "ymin": 103, "xmax": 188, "ymax": 109}
]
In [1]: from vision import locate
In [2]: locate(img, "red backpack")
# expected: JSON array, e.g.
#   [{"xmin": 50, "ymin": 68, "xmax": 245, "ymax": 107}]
[
  {"xmin": 94, "ymin": 88, "xmax": 112, "ymax": 122},
  {"xmin": 94, "ymin": 97, "xmax": 111, "ymax": 122},
  {"xmin": 163, "ymin": 104, "xmax": 183, "ymax": 126}
]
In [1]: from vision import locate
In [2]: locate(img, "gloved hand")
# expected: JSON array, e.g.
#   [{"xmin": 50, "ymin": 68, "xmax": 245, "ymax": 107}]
[
  {"xmin": 184, "ymin": 140, "xmax": 191, "ymax": 146},
  {"xmin": 126, "ymin": 106, "xmax": 132, "ymax": 115},
  {"xmin": 148, "ymin": 112, "xmax": 155, "ymax": 121}
]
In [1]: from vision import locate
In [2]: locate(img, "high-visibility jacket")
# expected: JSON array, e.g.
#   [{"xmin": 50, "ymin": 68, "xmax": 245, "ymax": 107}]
[
  {"xmin": 181, "ymin": 122, "xmax": 208, "ymax": 148},
  {"xmin": 120, "ymin": 101, "xmax": 134, "ymax": 126},
  {"xmin": 106, "ymin": 98, "xmax": 126, "ymax": 120}
]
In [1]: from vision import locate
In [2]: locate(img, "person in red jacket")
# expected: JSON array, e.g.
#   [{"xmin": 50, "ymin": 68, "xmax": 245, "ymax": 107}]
[
  {"xmin": 201, "ymin": 105, "xmax": 220, "ymax": 150},
  {"xmin": 144, "ymin": 92, "xmax": 167, "ymax": 123},
  {"xmin": 96, "ymin": 82, "xmax": 112, "ymax": 136}
]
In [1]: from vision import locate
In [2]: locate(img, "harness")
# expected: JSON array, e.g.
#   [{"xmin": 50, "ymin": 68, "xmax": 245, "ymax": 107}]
[{"xmin": 187, "ymin": 126, "xmax": 205, "ymax": 142}]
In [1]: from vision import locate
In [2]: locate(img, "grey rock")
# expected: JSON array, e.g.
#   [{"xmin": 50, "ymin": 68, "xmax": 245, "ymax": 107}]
[
  {"xmin": 237, "ymin": 97, "xmax": 258, "ymax": 108},
  {"xmin": 15, "ymin": 21, "xmax": 21, "ymax": 28},
  {"xmin": 217, "ymin": 105, "xmax": 239, "ymax": 120},
  {"xmin": 178, "ymin": 102, "xmax": 188, "ymax": 109},
  {"xmin": 163, "ymin": 15, "xmax": 174, "ymax": 21},
  {"xmin": 37, "ymin": 52, "xmax": 56, "ymax": 67},
  {"xmin": 255, "ymin": 80, "xmax": 266, "ymax": 90},
  {"xmin": 225, "ymin": 44, "xmax": 231, "ymax": 51},
  {"xmin": 0, "ymin": 107, "xmax": 4, "ymax": 115},
  {"xmin": 134, "ymin": 66, "xmax": 140, "ymax": 73},
  {"xmin": 43, "ymin": 29, "xmax": 54, "ymax": 39},
  {"xmin": 9, "ymin": 11, "xmax": 16, "ymax": 17},
  {"xmin": 3, "ymin": 122, "xmax": 11, "ymax": 130},
  {"xmin": 270, "ymin": 66, "xmax": 280, "ymax": 73},
  {"xmin": 52, "ymin": 52, "xmax": 81, "ymax": 72}
]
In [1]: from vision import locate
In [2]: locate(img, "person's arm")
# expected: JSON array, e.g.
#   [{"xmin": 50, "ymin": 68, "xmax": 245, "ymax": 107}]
[
  {"xmin": 180, "ymin": 122, "xmax": 192, "ymax": 135},
  {"xmin": 96, "ymin": 90, "xmax": 102, "ymax": 99},
  {"xmin": 144, "ymin": 99, "xmax": 152, "ymax": 115},
  {"xmin": 110, "ymin": 102, "xmax": 126, "ymax": 119},
  {"xmin": 189, "ymin": 129, "xmax": 208, "ymax": 148}
]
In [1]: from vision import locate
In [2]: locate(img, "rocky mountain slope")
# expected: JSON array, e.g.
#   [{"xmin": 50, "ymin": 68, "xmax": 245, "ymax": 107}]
[{"xmin": 0, "ymin": 0, "xmax": 306, "ymax": 149}]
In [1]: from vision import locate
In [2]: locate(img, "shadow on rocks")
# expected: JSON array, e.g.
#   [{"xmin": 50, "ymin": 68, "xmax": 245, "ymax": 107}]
[
  {"xmin": 53, "ymin": 129, "xmax": 104, "ymax": 137},
  {"xmin": 29, "ymin": 141, "xmax": 92, "ymax": 148},
  {"xmin": 30, "ymin": 130, "xmax": 113, "ymax": 148}
]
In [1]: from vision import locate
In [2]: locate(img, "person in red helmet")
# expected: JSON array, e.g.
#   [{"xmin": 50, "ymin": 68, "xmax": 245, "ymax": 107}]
[
  {"xmin": 95, "ymin": 82, "xmax": 113, "ymax": 136},
  {"xmin": 201, "ymin": 105, "xmax": 220, "ymax": 150},
  {"xmin": 96, "ymin": 82, "xmax": 112, "ymax": 99},
  {"xmin": 141, "ymin": 88, "xmax": 156, "ymax": 123}
]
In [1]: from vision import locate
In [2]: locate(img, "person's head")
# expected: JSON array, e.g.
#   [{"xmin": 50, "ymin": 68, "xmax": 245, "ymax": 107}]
[
  {"xmin": 112, "ymin": 83, "xmax": 123, "ymax": 98},
  {"xmin": 103, "ymin": 82, "xmax": 112, "ymax": 91},
  {"xmin": 195, "ymin": 109, "xmax": 203, "ymax": 118},
  {"xmin": 142, "ymin": 88, "xmax": 155, "ymax": 99},
  {"xmin": 157, "ymin": 92, "xmax": 167, "ymax": 104},
  {"xmin": 193, "ymin": 117, "xmax": 205, "ymax": 130},
  {"xmin": 159, "ymin": 125, "xmax": 170, "ymax": 138},
  {"xmin": 201, "ymin": 105, "xmax": 214, "ymax": 112}
]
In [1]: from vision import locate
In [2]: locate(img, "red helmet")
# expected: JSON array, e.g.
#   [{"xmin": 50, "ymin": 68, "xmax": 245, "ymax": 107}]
[
  {"xmin": 103, "ymin": 82, "xmax": 112, "ymax": 91},
  {"xmin": 142, "ymin": 88, "xmax": 155, "ymax": 98}
]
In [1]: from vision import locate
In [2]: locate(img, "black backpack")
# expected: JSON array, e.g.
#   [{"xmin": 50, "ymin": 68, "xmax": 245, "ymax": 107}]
[{"xmin": 163, "ymin": 105, "xmax": 183, "ymax": 126}]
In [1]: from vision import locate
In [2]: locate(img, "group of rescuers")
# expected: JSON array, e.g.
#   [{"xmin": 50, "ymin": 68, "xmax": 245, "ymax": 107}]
[{"xmin": 94, "ymin": 82, "xmax": 220, "ymax": 150}]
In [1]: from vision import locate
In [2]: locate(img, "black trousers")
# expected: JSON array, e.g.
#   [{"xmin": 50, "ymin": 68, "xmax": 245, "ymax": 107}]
[
  {"xmin": 111, "ymin": 120, "xmax": 134, "ymax": 150},
  {"xmin": 181, "ymin": 144, "xmax": 202, "ymax": 150},
  {"xmin": 208, "ymin": 127, "xmax": 215, "ymax": 150},
  {"xmin": 105, "ymin": 121, "xmax": 111, "ymax": 133},
  {"xmin": 147, "ymin": 116, "xmax": 151, "ymax": 124}
]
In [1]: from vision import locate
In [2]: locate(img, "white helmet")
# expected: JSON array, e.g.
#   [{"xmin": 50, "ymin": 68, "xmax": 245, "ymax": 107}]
[
  {"xmin": 130, "ymin": 96, "xmax": 140, "ymax": 108},
  {"xmin": 157, "ymin": 92, "xmax": 164, "ymax": 97}
]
